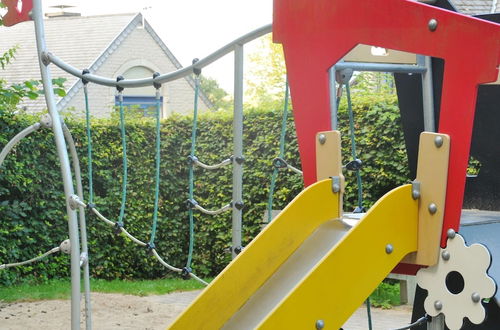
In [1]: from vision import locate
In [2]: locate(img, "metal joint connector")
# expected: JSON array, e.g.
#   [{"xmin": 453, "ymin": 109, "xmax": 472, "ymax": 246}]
[
  {"xmin": 273, "ymin": 157, "xmax": 287, "ymax": 169},
  {"xmin": 82, "ymin": 69, "xmax": 90, "ymax": 85},
  {"xmin": 186, "ymin": 199, "xmax": 198, "ymax": 209},
  {"xmin": 233, "ymin": 246, "xmax": 243, "ymax": 255},
  {"xmin": 39, "ymin": 114, "xmax": 53, "ymax": 129},
  {"xmin": 187, "ymin": 155, "xmax": 198, "ymax": 165},
  {"xmin": 79, "ymin": 252, "xmax": 88, "ymax": 267},
  {"xmin": 331, "ymin": 176, "xmax": 341, "ymax": 193},
  {"xmin": 335, "ymin": 68, "xmax": 354, "ymax": 84},
  {"xmin": 146, "ymin": 242, "xmax": 156, "ymax": 255},
  {"xmin": 116, "ymin": 76, "xmax": 124, "ymax": 93},
  {"xmin": 68, "ymin": 195, "xmax": 81, "ymax": 210},
  {"xmin": 192, "ymin": 58, "xmax": 201, "ymax": 76},
  {"xmin": 40, "ymin": 51, "xmax": 51, "ymax": 66},
  {"xmin": 181, "ymin": 266, "xmax": 192, "ymax": 279},
  {"xmin": 152, "ymin": 72, "xmax": 162, "ymax": 89},
  {"xmin": 234, "ymin": 156, "xmax": 245, "ymax": 165},
  {"xmin": 59, "ymin": 239, "xmax": 71, "ymax": 255},
  {"xmin": 345, "ymin": 159, "xmax": 362, "ymax": 171},
  {"xmin": 114, "ymin": 222, "xmax": 124, "ymax": 235},
  {"xmin": 233, "ymin": 201, "xmax": 244, "ymax": 210},
  {"xmin": 412, "ymin": 181, "xmax": 421, "ymax": 200}
]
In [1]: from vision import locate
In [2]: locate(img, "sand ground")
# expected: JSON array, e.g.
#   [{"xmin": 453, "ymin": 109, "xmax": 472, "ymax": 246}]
[{"xmin": 0, "ymin": 290, "xmax": 414, "ymax": 329}]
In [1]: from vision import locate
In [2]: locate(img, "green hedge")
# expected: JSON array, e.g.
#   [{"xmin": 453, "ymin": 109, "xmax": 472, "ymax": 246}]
[{"xmin": 0, "ymin": 92, "xmax": 408, "ymax": 285}]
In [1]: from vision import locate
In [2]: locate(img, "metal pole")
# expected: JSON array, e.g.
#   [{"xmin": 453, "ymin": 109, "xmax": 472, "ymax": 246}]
[
  {"xmin": 329, "ymin": 66, "xmax": 338, "ymax": 130},
  {"xmin": 417, "ymin": 55, "xmax": 436, "ymax": 132},
  {"xmin": 427, "ymin": 314, "xmax": 445, "ymax": 330},
  {"xmin": 335, "ymin": 62, "xmax": 426, "ymax": 74},
  {"xmin": 232, "ymin": 44, "xmax": 244, "ymax": 259},
  {"xmin": 32, "ymin": 1, "xmax": 82, "ymax": 329},
  {"xmin": 63, "ymin": 125, "xmax": 92, "ymax": 330}
]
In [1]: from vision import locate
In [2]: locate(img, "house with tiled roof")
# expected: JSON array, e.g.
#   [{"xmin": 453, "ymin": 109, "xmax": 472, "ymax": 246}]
[
  {"xmin": 0, "ymin": 12, "xmax": 210, "ymax": 118},
  {"xmin": 452, "ymin": 0, "xmax": 500, "ymax": 15}
]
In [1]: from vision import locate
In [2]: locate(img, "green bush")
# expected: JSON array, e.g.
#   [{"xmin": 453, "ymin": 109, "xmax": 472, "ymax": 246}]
[{"xmin": 0, "ymin": 92, "xmax": 408, "ymax": 285}]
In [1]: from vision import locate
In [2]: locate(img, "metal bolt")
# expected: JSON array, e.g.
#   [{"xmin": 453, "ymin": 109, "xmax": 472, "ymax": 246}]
[
  {"xmin": 471, "ymin": 292, "xmax": 481, "ymax": 303},
  {"xmin": 434, "ymin": 136, "xmax": 443, "ymax": 148},
  {"xmin": 441, "ymin": 250, "xmax": 450, "ymax": 261},
  {"xmin": 315, "ymin": 319, "xmax": 325, "ymax": 329},
  {"xmin": 447, "ymin": 228, "xmax": 456, "ymax": 239},
  {"xmin": 434, "ymin": 300, "xmax": 443, "ymax": 311},
  {"xmin": 318, "ymin": 134, "xmax": 327, "ymax": 145},
  {"xmin": 428, "ymin": 18, "xmax": 438, "ymax": 31},
  {"xmin": 332, "ymin": 183, "xmax": 340, "ymax": 193},
  {"xmin": 385, "ymin": 244, "xmax": 394, "ymax": 254},
  {"xmin": 412, "ymin": 189, "xmax": 420, "ymax": 200},
  {"xmin": 428, "ymin": 203, "xmax": 438, "ymax": 214}
]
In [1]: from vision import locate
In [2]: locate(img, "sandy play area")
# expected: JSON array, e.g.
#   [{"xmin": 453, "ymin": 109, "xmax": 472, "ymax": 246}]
[{"xmin": 0, "ymin": 289, "xmax": 413, "ymax": 329}]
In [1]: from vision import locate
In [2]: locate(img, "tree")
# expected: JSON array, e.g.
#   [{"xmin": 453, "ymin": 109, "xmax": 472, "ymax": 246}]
[
  {"xmin": 200, "ymin": 76, "xmax": 232, "ymax": 112},
  {"xmin": 245, "ymin": 34, "xmax": 287, "ymax": 111}
]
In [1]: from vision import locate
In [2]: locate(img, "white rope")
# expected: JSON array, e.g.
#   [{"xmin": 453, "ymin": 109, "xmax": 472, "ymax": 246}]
[
  {"xmin": 0, "ymin": 246, "xmax": 60, "ymax": 269},
  {"xmin": 151, "ymin": 249, "xmax": 182, "ymax": 273},
  {"xmin": 193, "ymin": 157, "xmax": 232, "ymax": 170},
  {"xmin": 194, "ymin": 202, "xmax": 232, "ymax": 215},
  {"xmin": 287, "ymin": 164, "xmax": 303, "ymax": 175},
  {"xmin": 189, "ymin": 272, "xmax": 209, "ymax": 286},
  {"xmin": 0, "ymin": 122, "xmax": 41, "ymax": 168}
]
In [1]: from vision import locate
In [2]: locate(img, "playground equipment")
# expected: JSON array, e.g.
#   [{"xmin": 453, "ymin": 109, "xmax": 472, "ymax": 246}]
[
  {"xmin": 2, "ymin": 0, "xmax": 500, "ymax": 329},
  {"xmin": 171, "ymin": 0, "xmax": 500, "ymax": 329}
]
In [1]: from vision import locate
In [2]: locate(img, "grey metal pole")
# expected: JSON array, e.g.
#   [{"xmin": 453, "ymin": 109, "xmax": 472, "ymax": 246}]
[
  {"xmin": 417, "ymin": 55, "xmax": 436, "ymax": 132},
  {"xmin": 335, "ymin": 62, "xmax": 426, "ymax": 74},
  {"xmin": 232, "ymin": 44, "xmax": 244, "ymax": 259},
  {"xmin": 63, "ymin": 124, "xmax": 92, "ymax": 330},
  {"xmin": 427, "ymin": 314, "xmax": 445, "ymax": 330},
  {"xmin": 329, "ymin": 66, "xmax": 338, "ymax": 130},
  {"xmin": 31, "ymin": 1, "xmax": 82, "ymax": 329}
]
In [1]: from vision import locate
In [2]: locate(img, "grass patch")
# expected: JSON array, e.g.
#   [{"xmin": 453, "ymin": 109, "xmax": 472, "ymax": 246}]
[
  {"xmin": 0, "ymin": 278, "xmax": 208, "ymax": 303},
  {"xmin": 369, "ymin": 281, "xmax": 400, "ymax": 309}
]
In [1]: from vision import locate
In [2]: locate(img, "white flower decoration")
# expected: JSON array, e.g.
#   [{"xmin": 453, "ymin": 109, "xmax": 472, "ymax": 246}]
[{"xmin": 416, "ymin": 232, "xmax": 496, "ymax": 330}]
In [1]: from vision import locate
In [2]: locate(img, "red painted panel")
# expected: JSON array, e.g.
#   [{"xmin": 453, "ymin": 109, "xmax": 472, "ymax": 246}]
[
  {"xmin": 1, "ymin": 0, "xmax": 33, "ymax": 27},
  {"xmin": 273, "ymin": 0, "xmax": 500, "ymax": 254}
]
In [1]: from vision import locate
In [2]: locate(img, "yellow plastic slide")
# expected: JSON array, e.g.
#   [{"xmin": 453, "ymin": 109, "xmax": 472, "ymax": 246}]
[{"xmin": 169, "ymin": 179, "xmax": 418, "ymax": 329}]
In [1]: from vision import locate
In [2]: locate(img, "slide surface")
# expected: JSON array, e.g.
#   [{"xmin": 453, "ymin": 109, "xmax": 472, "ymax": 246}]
[{"xmin": 169, "ymin": 180, "xmax": 418, "ymax": 329}]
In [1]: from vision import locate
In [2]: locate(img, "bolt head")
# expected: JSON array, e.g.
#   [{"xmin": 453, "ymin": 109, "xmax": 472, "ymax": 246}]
[
  {"xmin": 434, "ymin": 135, "xmax": 444, "ymax": 148},
  {"xmin": 315, "ymin": 319, "xmax": 325, "ymax": 329},
  {"xmin": 428, "ymin": 203, "xmax": 438, "ymax": 214},
  {"xmin": 318, "ymin": 134, "xmax": 327, "ymax": 145},
  {"xmin": 385, "ymin": 244, "xmax": 394, "ymax": 254},
  {"xmin": 441, "ymin": 250, "xmax": 450, "ymax": 261},
  {"xmin": 471, "ymin": 292, "xmax": 481, "ymax": 303},
  {"xmin": 412, "ymin": 189, "xmax": 420, "ymax": 200},
  {"xmin": 428, "ymin": 18, "xmax": 438, "ymax": 31},
  {"xmin": 434, "ymin": 300, "xmax": 443, "ymax": 310},
  {"xmin": 447, "ymin": 228, "xmax": 456, "ymax": 239}
]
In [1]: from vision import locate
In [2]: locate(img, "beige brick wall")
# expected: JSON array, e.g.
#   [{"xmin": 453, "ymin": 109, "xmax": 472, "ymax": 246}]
[{"xmin": 63, "ymin": 26, "xmax": 209, "ymax": 118}]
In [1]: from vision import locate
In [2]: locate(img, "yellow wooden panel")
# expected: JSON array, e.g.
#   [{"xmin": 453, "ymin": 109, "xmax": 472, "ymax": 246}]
[
  {"xmin": 316, "ymin": 130, "xmax": 344, "ymax": 218},
  {"xmin": 413, "ymin": 132, "xmax": 449, "ymax": 266},
  {"xmin": 168, "ymin": 179, "xmax": 339, "ymax": 329},
  {"xmin": 344, "ymin": 44, "xmax": 417, "ymax": 64},
  {"xmin": 258, "ymin": 185, "xmax": 418, "ymax": 329}
]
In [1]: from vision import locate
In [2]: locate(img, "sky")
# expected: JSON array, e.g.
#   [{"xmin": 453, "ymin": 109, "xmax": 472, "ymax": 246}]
[{"xmin": 42, "ymin": 0, "xmax": 273, "ymax": 93}]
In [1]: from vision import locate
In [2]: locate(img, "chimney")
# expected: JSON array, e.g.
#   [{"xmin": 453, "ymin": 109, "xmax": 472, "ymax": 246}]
[{"xmin": 45, "ymin": 4, "xmax": 81, "ymax": 18}]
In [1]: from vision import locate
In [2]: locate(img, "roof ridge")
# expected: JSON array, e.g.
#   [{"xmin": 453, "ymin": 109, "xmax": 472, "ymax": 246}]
[{"xmin": 57, "ymin": 13, "xmax": 143, "ymax": 110}]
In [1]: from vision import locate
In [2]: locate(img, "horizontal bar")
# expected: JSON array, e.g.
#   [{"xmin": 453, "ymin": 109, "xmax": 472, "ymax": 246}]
[
  {"xmin": 194, "ymin": 202, "xmax": 232, "ymax": 215},
  {"xmin": 47, "ymin": 24, "xmax": 272, "ymax": 88},
  {"xmin": 336, "ymin": 62, "xmax": 427, "ymax": 74},
  {"xmin": 0, "ymin": 123, "xmax": 41, "ymax": 168},
  {"xmin": 193, "ymin": 157, "xmax": 232, "ymax": 170}
]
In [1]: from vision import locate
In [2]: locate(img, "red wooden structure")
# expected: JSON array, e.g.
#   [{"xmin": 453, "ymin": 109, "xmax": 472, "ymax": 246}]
[{"xmin": 274, "ymin": 0, "xmax": 500, "ymax": 247}]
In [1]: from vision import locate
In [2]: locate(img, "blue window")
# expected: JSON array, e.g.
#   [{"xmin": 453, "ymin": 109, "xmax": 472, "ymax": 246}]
[{"xmin": 115, "ymin": 96, "xmax": 163, "ymax": 117}]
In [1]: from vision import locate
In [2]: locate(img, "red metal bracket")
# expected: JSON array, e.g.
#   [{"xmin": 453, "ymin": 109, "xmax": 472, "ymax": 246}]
[
  {"xmin": 1, "ymin": 0, "xmax": 33, "ymax": 27},
  {"xmin": 274, "ymin": 0, "xmax": 500, "ymax": 251}
]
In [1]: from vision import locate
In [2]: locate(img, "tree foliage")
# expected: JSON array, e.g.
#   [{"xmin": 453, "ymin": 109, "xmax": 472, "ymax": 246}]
[
  {"xmin": 245, "ymin": 34, "xmax": 287, "ymax": 111},
  {"xmin": 200, "ymin": 76, "xmax": 232, "ymax": 111}
]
